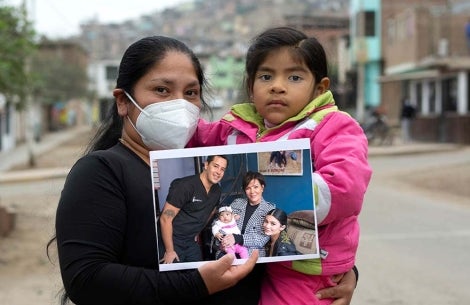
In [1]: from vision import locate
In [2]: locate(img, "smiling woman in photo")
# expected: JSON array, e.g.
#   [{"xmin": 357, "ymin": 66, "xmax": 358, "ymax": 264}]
[{"xmin": 263, "ymin": 208, "xmax": 299, "ymax": 257}]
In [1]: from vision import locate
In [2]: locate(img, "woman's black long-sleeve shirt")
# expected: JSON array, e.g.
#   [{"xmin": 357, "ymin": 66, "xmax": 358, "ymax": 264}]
[{"xmin": 55, "ymin": 143, "xmax": 207, "ymax": 305}]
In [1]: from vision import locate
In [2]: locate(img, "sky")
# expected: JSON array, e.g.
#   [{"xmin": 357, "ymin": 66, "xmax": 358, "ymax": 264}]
[{"xmin": 5, "ymin": 0, "xmax": 188, "ymax": 38}]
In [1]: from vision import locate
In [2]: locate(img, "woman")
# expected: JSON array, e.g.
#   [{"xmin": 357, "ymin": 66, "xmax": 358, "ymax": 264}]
[
  {"xmin": 263, "ymin": 208, "xmax": 299, "ymax": 257},
  {"xmin": 48, "ymin": 36, "xmax": 257, "ymax": 305},
  {"xmin": 220, "ymin": 171, "xmax": 274, "ymax": 258}
]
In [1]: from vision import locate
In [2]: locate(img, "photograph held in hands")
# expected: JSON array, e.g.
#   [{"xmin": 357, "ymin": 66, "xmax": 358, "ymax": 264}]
[{"xmin": 150, "ymin": 139, "xmax": 319, "ymax": 272}]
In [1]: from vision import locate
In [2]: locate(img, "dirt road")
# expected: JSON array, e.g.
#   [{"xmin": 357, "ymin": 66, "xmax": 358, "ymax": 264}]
[{"xmin": 0, "ymin": 131, "xmax": 91, "ymax": 305}]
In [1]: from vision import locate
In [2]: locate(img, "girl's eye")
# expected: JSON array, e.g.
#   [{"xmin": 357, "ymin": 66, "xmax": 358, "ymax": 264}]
[
  {"xmin": 259, "ymin": 74, "xmax": 271, "ymax": 81},
  {"xmin": 289, "ymin": 75, "xmax": 302, "ymax": 82}
]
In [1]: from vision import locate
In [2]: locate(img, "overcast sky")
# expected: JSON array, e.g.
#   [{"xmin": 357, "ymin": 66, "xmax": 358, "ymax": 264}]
[{"xmin": 5, "ymin": 0, "xmax": 188, "ymax": 38}]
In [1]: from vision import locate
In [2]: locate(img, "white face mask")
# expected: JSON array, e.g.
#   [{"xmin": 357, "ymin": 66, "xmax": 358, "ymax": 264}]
[{"xmin": 124, "ymin": 91, "xmax": 200, "ymax": 150}]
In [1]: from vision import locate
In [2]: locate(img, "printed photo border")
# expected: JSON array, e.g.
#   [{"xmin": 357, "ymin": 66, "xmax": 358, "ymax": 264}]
[{"xmin": 150, "ymin": 139, "xmax": 320, "ymax": 271}]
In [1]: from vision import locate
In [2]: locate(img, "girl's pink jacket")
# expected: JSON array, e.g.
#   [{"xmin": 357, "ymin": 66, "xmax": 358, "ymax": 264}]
[{"xmin": 188, "ymin": 91, "xmax": 372, "ymax": 276}]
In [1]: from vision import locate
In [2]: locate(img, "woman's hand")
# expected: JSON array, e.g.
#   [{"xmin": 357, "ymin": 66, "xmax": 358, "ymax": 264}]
[
  {"xmin": 315, "ymin": 268, "xmax": 356, "ymax": 305},
  {"xmin": 198, "ymin": 250, "xmax": 259, "ymax": 294}
]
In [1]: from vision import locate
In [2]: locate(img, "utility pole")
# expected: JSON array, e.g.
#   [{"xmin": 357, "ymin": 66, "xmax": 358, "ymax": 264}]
[
  {"xmin": 22, "ymin": 0, "xmax": 37, "ymax": 167},
  {"xmin": 355, "ymin": 0, "xmax": 367, "ymax": 123}
]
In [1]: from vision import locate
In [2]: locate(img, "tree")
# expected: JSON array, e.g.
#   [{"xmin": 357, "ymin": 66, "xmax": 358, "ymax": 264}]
[{"xmin": 0, "ymin": 1, "xmax": 36, "ymax": 109}]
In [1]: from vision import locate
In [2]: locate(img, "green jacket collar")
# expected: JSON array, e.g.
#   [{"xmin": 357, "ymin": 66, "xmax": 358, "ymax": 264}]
[{"xmin": 225, "ymin": 90, "xmax": 336, "ymax": 128}]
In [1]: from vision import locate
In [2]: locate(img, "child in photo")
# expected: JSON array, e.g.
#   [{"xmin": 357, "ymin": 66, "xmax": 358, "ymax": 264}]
[{"xmin": 212, "ymin": 206, "xmax": 248, "ymax": 259}]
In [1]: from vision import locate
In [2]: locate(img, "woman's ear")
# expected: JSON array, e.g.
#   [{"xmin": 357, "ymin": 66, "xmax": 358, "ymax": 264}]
[
  {"xmin": 114, "ymin": 89, "xmax": 128, "ymax": 116},
  {"xmin": 280, "ymin": 225, "xmax": 286, "ymax": 231}
]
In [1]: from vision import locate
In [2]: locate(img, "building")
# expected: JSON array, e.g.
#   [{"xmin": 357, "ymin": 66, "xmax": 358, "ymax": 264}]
[
  {"xmin": 87, "ymin": 59, "xmax": 120, "ymax": 121},
  {"xmin": 206, "ymin": 55, "xmax": 245, "ymax": 106},
  {"xmin": 33, "ymin": 40, "xmax": 91, "ymax": 132},
  {"xmin": 379, "ymin": 0, "xmax": 470, "ymax": 144},
  {"xmin": 349, "ymin": 0, "xmax": 382, "ymax": 122},
  {"xmin": 0, "ymin": 93, "xmax": 15, "ymax": 152},
  {"xmin": 1, "ymin": 39, "xmax": 91, "ymax": 154}
]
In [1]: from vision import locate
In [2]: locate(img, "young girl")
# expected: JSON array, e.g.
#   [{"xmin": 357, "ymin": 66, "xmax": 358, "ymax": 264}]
[
  {"xmin": 189, "ymin": 26, "xmax": 372, "ymax": 304},
  {"xmin": 263, "ymin": 208, "xmax": 299, "ymax": 257}
]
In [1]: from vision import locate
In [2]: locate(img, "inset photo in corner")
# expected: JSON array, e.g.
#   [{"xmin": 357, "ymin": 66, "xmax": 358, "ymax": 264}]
[
  {"xmin": 149, "ymin": 139, "xmax": 320, "ymax": 272},
  {"xmin": 257, "ymin": 150, "xmax": 303, "ymax": 176}
]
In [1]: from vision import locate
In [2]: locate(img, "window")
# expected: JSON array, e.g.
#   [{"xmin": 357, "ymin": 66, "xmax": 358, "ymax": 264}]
[
  {"xmin": 416, "ymin": 83, "xmax": 422, "ymax": 113},
  {"xmin": 386, "ymin": 19, "xmax": 395, "ymax": 44},
  {"xmin": 216, "ymin": 71, "xmax": 227, "ymax": 78},
  {"xmin": 105, "ymin": 66, "xmax": 118, "ymax": 81},
  {"xmin": 356, "ymin": 11, "xmax": 376, "ymax": 37},
  {"xmin": 442, "ymin": 78, "xmax": 457, "ymax": 112},
  {"xmin": 429, "ymin": 81, "xmax": 436, "ymax": 113},
  {"xmin": 364, "ymin": 11, "xmax": 375, "ymax": 37}
]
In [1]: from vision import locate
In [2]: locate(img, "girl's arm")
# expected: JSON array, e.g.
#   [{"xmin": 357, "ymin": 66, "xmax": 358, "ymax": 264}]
[
  {"xmin": 187, "ymin": 118, "xmax": 230, "ymax": 147},
  {"xmin": 312, "ymin": 113, "xmax": 372, "ymax": 225}
]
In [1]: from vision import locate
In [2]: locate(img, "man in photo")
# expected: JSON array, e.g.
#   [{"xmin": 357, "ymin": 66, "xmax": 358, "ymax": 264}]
[{"xmin": 159, "ymin": 155, "xmax": 228, "ymax": 263}]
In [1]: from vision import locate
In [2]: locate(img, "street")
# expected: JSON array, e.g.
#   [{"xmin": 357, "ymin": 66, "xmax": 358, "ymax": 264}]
[
  {"xmin": 0, "ymin": 131, "xmax": 89, "ymax": 305},
  {"xmin": 0, "ymin": 131, "xmax": 469, "ymax": 304},
  {"xmin": 352, "ymin": 148, "xmax": 470, "ymax": 305}
]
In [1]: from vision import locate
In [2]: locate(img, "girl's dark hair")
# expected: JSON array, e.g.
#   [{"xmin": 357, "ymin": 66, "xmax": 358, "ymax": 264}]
[
  {"xmin": 86, "ymin": 35, "xmax": 208, "ymax": 153},
  {"xmin": 266, "ymin": 208, "xmax": 288, "ymax": 227},
  {"xmin": 244, "ymin": 26, "xmax": 328, "ymax": 96},
  {"xmin": 242, "ymin": 171, "xmax": 266, "ymax": 190}
]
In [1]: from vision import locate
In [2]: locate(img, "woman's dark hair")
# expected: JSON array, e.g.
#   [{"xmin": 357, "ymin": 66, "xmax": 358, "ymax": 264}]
[
  {"xmin": 244, "ymin": 26, "xmax": 328, "ymax": 97},
  {"xmin": 266, "ymin": 208, "xmax": 288, "ymax": 227},
  {"xmin": 242, "ymin": 171, "xmax": 266, "ymax": 190},
  {"xmin": 86, "ymin": 35, "xmax": 209, "ymax": 153}
]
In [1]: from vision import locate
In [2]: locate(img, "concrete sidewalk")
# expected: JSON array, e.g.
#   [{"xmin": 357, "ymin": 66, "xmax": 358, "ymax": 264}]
[
  {"xmin": 0, "ymin": 126, "xmax": 464, "ymax": 183},
  {"xmin": 0, "ymin": 125, "xmax": 92, "ymax": 175},
  {"xmin": 367, "ymin": 141, "xmax": 463, "ymax": 157}
]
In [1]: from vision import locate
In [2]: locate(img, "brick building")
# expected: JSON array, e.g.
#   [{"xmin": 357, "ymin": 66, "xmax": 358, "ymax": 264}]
[{"xmin": 379, "ymin": 0, "xmax": 470, "ymax": 144}]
